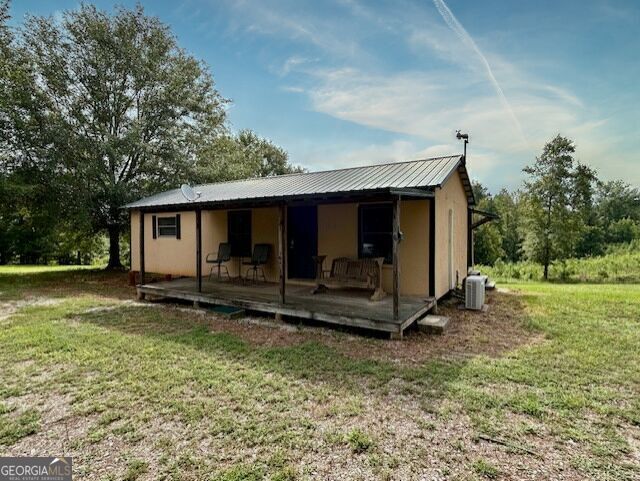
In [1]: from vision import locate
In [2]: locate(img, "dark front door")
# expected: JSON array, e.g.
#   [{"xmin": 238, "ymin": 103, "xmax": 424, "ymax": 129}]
[{"xmin": 287, "ymin": 205, "xmax": 318, "ymax": 279}]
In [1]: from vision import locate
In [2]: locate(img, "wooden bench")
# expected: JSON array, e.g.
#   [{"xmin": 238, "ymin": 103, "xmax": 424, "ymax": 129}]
[{"xmin": 313, "ymin": 256, "xmax": 386, "ymax": 301}]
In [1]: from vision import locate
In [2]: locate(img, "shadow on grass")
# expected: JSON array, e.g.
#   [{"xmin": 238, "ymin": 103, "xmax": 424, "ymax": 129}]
[
  {"xmin": 0, "ymin": 267, "xmax": 133, "ymax": 301},
  {"xmin": 2, "ymin": 267, "xmax": 535, "ymax": 403},
  {"xmin": 70, "ymin": 302, "xmax": 468, "ymax": 401}
]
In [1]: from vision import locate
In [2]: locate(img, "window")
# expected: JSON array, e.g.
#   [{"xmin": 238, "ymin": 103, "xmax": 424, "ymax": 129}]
[
  {"xmin": 228, "ymin": 210, "xmax": 252, "ymax": 257},
  {"xmin": 154, "ymin": 215, "xmax": 180, "ymax": 238},
  {"xmin": 359, "ymin": 204, "xmax": 393, "ymax": 263}
]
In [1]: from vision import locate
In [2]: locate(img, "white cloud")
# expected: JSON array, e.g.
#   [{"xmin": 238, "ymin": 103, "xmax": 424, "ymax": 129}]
[
  {"xmin": 217, "ymin": 0, "xmax": 638, "ymax": 187},
  {"xmin": 304, "ymin": 140, "xmax": 429, "ymax": 171},
  {"xmin": 223, "ymin": 0, "xmax": 368, "ymax": 61},
  {"xmin": 432, "ymin": 0, "xmax": 526, "ymax": 145},
  {"xmin": 279, "ymin": 56, "xmax": 314, "ymax": 76},
  {"xmin": 303, "ymin": 67, "xmax": 588, "ymax": 154}
]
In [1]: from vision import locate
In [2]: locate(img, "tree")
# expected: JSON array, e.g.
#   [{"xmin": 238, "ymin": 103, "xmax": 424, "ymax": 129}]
[
  {"xmin": 469, "ymin": 182, "xmax": 524, "ymax": 265},
  {"xmin": 12, "ymin": 4, "xmax": 228, "ymax": 268},
  {"xmin": 572, "ymin": 162, "xmax": 602, "ymax": 257},
  {"xmin": 474, "ymin": 223, "xmax": 504, "ymax": 265},
  {"xmin": 194, "ymin": 129, "xmax": 303, "ymax": 184},
  {"xmin": 597, "ymin": 180, "xmax": 640, "ymax": 244},
  {"xmin": 470, "ymin": 182, "xmax": 503, "ymax": 265},
  {"xmin": 607, "ymin": 218, "xmax": 640, "ymax": 244},
  {"xmin": 522, "ymin": 135, "xmax": 582, "ymax": 279},
  {"xmin": 0, "ymin": 1, "xmax": 60, "ymax": 264},
  {"xmin": 493, "ymin": 189, "xmax": 524, "ymax": 262},
  {"xmin": 472, "ymin": 181, "xmax": 490, "ymax": 204}
]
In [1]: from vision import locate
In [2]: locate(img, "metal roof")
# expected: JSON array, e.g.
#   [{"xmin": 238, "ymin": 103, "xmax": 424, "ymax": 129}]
[{"xmin": 125, "ymin": 155, "xmax": 474, "ymax": 209}]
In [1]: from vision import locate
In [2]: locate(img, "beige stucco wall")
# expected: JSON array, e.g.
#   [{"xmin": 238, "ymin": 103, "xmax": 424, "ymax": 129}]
[
  {"xmin": 249, "ymin": 207, "xmax": 279, "ymax": 281},
  {"xmin": 434, "ymin": 170, "xmax": 468, "ymax": 298},
  {"xmin": 317, "ymin": 200, "xmax": 429, "ymax": 297},
  {"xmin": 130, "ymin": 210, "xmax": 197, "ymax": 276},
  {"xmin": 130, "ymin": 207, "xmax": 280, "ymax": 281},
  {"xmin": 394, "ymin": 200, "xmax": 430, "ymax": 297},
  {"xmin": 317, "ymin": 202, "xmax": 358, "ymax": 265}
]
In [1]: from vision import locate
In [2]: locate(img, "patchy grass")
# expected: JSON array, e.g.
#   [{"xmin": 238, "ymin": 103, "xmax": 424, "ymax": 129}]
[
  {"xmin": 123, "ymin": 459, "xmax": 148, "ymax": 481},
  {"xmin": 472, "ymin": 458, "xmax": 500, "ymax": 479},
  {"xmin": 0, "ymin": 267, "xmax": 638, "ymax": 480},
  {"xmin": 346, "ymin": 428, "xmax": 374, "ymax": 453}
]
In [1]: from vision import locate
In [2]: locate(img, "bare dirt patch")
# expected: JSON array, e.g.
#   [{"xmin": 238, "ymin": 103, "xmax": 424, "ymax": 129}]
[
  {"xmin": 0, "ymin": 297, "xmax": 64, "ymax": 322},
  {"xmin": 194, "ymin": 289, "xmax": 542, "ymax": 366}
]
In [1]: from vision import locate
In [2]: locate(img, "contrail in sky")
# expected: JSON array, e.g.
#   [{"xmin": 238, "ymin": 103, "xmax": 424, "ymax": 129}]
[{"xmin": 432, "ymin": 0, "xmax": 527, "ymax": 145}]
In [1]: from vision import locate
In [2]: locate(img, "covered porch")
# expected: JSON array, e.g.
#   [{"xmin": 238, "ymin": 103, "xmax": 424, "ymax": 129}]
[
  {"xmin": 141, "ymin": 190, "xmax": 438, "ymax": 322},
  {"xmin": 133, "ymin": 191, "xmax": 439, "ymax": 337},
  {"xmin": 128, "ymin": 156, "xmax": 475, "ymax": 338},
  {"xmin": 137, "ymin": 276, "xmax": 436, "ymax": 337}
]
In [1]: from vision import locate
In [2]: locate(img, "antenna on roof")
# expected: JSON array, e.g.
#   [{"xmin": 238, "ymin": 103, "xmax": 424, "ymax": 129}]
[
  {"xmin": 456, "ymin": 130, "xmax": 469, "ymax": 162},
  {"xmin": 180, "ymin": 184, "xmax": 201, "ymax": 202}
]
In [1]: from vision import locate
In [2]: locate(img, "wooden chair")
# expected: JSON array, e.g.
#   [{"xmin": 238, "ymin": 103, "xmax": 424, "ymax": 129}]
[
  {"xmin": 313, "ymin": 256, "xmax": 386, "ymax": 301},
  {"xmin": 206, "ymin": 242, "xmax": 231, "ymax": 280},
  {"xmin": 242, "ymin": 244, "xmax": 271, "ymax": 282}
]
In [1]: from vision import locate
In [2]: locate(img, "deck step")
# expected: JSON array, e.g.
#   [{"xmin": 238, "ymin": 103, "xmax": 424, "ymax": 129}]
[{"xmin": 417, "ymin": 315, "xmax": 450, "ymax": 334}]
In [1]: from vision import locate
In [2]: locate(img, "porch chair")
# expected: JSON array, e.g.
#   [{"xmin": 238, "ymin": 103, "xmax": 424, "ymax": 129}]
[
  {"xmin": 206, "ymin": 242, "xmax": 231, "ymax": 280},
  {"xmin": 242, "ymin": 243, "xmax": 271, "ymax": 282}
]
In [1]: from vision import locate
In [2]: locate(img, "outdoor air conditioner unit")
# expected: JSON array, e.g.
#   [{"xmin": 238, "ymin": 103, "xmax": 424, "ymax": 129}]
[{"xmin": 465, "ymin": 275, "xmax": 485, "ymax": 310}]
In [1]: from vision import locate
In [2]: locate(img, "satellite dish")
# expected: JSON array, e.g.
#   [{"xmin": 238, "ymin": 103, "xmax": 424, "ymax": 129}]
[{"xmin": 180, "ymin": 184, "xmax": 200, "ymax": 202}]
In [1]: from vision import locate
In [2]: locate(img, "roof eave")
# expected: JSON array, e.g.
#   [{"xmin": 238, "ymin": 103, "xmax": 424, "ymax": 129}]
[
  {"xmin": 123, "ymin": 186, "xmax": 436, "ymax": 212},
  {"xmin": 433, "ymin": 156, "xmax": 475, "ymax": 206}
]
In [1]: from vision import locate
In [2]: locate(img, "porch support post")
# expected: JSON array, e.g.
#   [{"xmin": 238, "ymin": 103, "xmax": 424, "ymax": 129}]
[
  {"xmin": 278, "ymin": 203, "xmax": 286, "ymax": 304},
  {"xmin": 467, "ymin": 208, "xmax": 473, "ymax": 269},
  {"xmin": 392, "ymin": 196, "xmax": 401, "ymax": 321},
  {"xmin": 139, "ymin": 211, "xmax": 145, "ymax": 286},
  {"xmin": 196, "ymin": 208, "xmax": 202, "ymax": 293},
  {"xmin": 428, "ymin": 198, "xmax": 436, "ymax": 298},
  {"xmin": 128, "ymin": 210, "xmax": 132, "ymax": 269}
]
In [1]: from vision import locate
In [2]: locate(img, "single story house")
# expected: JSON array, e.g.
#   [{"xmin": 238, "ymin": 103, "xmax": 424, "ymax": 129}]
[{"xmin": 126, "ymin": 154, "xmax": 476, "ymax": 338}]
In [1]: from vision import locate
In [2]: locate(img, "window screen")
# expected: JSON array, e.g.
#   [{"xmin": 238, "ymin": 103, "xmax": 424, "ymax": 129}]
[
  {"xmin": 358, "ymin": 204, "xmax": 393, "ymax": 263},
  {"xmin": 228, "ymin": 210, "xmax": 252, "ymax": 257},
  {"xmin": 157, "ymin": 216, "xmax": 177, "ymax": 237}
]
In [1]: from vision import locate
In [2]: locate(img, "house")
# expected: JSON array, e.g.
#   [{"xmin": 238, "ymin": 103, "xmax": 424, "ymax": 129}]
[{"xmin": 126, "ymin": 155, "xmax": 476, "ymax": 338}]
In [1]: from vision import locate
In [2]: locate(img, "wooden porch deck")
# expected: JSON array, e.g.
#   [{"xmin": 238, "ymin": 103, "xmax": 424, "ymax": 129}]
[{"xmin": 137, "ymin": 277, "xmax": 436, "ymax": 337}]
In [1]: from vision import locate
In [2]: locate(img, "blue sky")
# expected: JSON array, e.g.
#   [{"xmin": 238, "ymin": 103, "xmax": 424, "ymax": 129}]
[{"xmin": 9, "ymin": 0, "xmax": 640, "ymax": 191}]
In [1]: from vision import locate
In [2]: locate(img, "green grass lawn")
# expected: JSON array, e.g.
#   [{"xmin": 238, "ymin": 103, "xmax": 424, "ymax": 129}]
[{"xmin": 0, "ymin": 267, "xmax": 638, "ymax": 480}]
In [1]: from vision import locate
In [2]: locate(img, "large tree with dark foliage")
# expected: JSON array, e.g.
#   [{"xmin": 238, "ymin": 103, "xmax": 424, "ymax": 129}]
[
  {"xmin": 8, "ymin": 4, "xmax": 228, "ymax": 268},
  {"xmin": 1, "ymin": 3, "xmax": 302, "ymax": 267}
]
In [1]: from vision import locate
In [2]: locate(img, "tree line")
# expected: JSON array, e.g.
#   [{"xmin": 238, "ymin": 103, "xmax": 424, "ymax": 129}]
[
  {"xmin": 0, "ymin": 1, "xmax": 301, "ymax": 267},
  {"xmin": 2, "ymin": 3, "xmax": 638, "ymax": 274},
  {"xmin": 474, "ymin": 135, "xmax": 640, "ymax": 278}
]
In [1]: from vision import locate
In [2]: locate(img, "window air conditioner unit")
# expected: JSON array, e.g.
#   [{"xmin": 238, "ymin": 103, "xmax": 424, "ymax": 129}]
[{"xmin": 465, "ymin": 275, "xmax": 485, "ymax": 310}]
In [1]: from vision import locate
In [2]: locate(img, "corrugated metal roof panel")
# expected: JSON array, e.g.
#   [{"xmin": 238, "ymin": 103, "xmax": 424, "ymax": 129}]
[{"xmin": 125, "ymin": 155, "xmax": 467, "ymax": 209}]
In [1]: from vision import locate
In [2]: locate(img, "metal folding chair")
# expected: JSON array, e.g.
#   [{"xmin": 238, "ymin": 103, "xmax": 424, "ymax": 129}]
[
  {"xmin": 206, "ymin": 242, "xmax": 231, "ymax": 280},
  {"xmin": 242, "ymin": 244, "xmax": 271, "ymax": 282}
]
